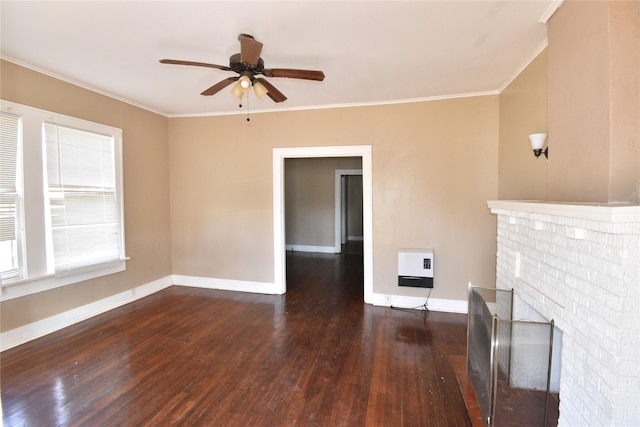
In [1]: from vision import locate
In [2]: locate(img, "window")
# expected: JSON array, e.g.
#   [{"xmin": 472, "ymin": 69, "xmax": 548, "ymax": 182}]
[
  {"xmin": 0, "ymin": 112, "xmax": 23, "ymax": 281},
  {"xmin": 0, "ymin": 101, "xmax": 126, "ymax": 300},
  {"xmin": 44, "ymin": 124, "xmax": 122, "ymax": 274}
]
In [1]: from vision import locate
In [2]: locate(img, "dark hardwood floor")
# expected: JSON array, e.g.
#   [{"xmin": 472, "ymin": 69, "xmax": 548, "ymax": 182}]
[{"xmin": 1, "ymin": 249, "xmax": 471, "ymax": 426}]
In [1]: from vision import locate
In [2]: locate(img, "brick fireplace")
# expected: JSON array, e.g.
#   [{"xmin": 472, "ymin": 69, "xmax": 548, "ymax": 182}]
[{"xmin": 488, "ymin": 200, "xmax": 640, "ymax": 426}]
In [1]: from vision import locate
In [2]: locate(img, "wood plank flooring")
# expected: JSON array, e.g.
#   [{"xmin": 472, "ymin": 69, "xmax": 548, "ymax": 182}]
[{"xmin": 1, "ymin": 250, "xmax": 471, "ymax": 426}]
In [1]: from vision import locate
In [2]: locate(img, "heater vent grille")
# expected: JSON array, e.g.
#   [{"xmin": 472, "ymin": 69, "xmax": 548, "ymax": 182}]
[{"xmin": 398, "ymin": 249, "xmax": 433, "ymax": 288}]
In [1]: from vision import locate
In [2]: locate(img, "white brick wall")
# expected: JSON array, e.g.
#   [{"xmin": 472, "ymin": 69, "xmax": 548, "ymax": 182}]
[{"xmin": 488, "ymin": 201, "xmax": 640, "ymax": 427}]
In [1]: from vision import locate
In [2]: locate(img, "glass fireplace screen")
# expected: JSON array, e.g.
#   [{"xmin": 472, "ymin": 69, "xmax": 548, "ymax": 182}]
[{"xmin": 466, "ymin": 284, "xmax": 556, "ymax": 426}]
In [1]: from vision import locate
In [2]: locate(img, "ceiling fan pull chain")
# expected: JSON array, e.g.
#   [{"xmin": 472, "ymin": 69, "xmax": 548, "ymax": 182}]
[{"xmin": 246, "ymin": 93, "xmax": 251, "ymax": 123}]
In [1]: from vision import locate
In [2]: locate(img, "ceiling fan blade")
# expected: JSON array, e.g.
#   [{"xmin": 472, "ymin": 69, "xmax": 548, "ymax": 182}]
[
  {"xmin": 255, "ymin": 78, "xmax": 287, "ymax": 103},
  {"xmin": 262, "ymin": 68, "xmax": 325, "ymax": 81},
  {"xmin": 239, "ymin": 34, "xmax": 263, "ymax": 67},
  {"xmin": 200, "ymin": 77, "xmax": 238, "ymax": 96},
  {"xmin": 160, "ymin": 59, "xmax": 232, "ymax": 72}
]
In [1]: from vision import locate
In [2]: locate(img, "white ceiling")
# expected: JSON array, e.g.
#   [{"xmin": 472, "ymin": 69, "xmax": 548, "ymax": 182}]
[{"xmin": 0, "ymin": 1, "xmax": 558, "ymax": 117}]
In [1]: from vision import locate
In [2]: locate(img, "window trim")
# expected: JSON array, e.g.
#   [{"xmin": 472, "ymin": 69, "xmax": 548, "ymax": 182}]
[
  {"xmin": 0, "ymin": 111, "xmax": 26, "ymax": 282},
  {"xmin": 0, "ymin": 100, "xmax": 127, "ymax": 302}
]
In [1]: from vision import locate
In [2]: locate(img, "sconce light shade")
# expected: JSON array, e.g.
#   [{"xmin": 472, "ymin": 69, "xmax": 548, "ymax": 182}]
[
  {"xmin": 529, "ymin": 133, "xmax": 547, "ymax": 150},
  {"xmin": 529, "ymin": 133, "xmax": 548, "ymax": 158},
  {"xmin": 253, "ymin": 81, "xmax": 268, "ymax": 99}
]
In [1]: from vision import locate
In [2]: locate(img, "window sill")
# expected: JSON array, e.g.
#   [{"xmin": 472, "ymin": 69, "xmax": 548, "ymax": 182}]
[{"xmin": 1, "ymin": 259, "xmax": 128, "ymax": 302}]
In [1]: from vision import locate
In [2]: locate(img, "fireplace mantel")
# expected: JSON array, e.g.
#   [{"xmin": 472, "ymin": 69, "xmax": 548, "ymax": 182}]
[
  {"xmin": 488, "ymin": 200, "xmax": 640, "ymax": 426},
  {"xmin": 488, "ymin": 200, "xmax": 640, "ymax": 223}
]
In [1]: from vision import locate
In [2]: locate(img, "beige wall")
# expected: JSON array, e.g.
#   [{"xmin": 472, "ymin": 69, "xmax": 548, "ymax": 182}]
[
  {"xmin": 608, "ymin": 0, "xmax": 640, "ymax": 203},
  {"xmin": 285, "ymin": 157, "xmax": 362, "ymax": 248},
  {"xmin": 0, "ymin": 60, "xmax": 173, "ymax": 331},
  {"xmin": 3, "ymin": 0, "xmax": 637, "ymax": 340},
  {"xmin": 547, "ymin": 0, "xmax": 640, "ymax": 203},
  {"xmin": 169, "ymin": 97, "xmax": 499, "ymax": 301},
  {"xmin": 346, "ymin": 175, "xmax": 363, "ymax": 238},
  {"xmin": 371, "ymin": 99, "xmax": 498, "ymax": 299},
  {"xmin": 2, "ymin": 60, "xmax": 503, "ymax": 331},
  {"xmin": 498, "ymin": 50, "xmax": 548, "ymax": 200}
]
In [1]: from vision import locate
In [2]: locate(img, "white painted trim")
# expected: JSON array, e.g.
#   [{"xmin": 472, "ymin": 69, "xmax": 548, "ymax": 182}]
[
  {"xmin": 1, "ymin": 273, "xmax": 468, "ymax": 352},
  {"xmin": 0, "ymin": 100, "xmax": 129, "ymax": 300},
  {"xmin": 1, "ymin": 274, "xmax": 278, "ymax": 352},
  {"xmin": 274, "ymin": 146, "xmax": 374, "ymax": 303},
  {"xmin": 273, "ymin": 153, "xmax": 287, "ymax": 295},
  {"xmin": 496, "ymin": 0, "xmax": 563, "ymax": 93},
  {"xmin": 0, "ymin": 56, "xmax": 168, "ymax": 117},
  {"xmin": 2, "ymin": 55, "xmax": 498, "ymax": 119},
  {"xmin": 335, "ymin": 169, "xmax": 363, "ymax": 253},
  {"xmin": 166, "ymin": 91, "xmax": 500, "ymax": 118},
  {"xmin": 286, "ymin": 245, "xmax": 336, "ymax": 254},
  {"xmin": 424, "ymin": 298, "xmax": 468, "ymax": 314},
  {"xmin": 539, "ymin": 0, "xmax": 564, "ymax": 23},
  {"xmin": 487, "ymin": 200, "xmax": 640, "ymax": 223},
  {"xmin": 371, "ymin": 292, "xmax": 468, "ymax": 314},
  {"xmin": 172, "ymin": 275, "xmax": 281, "ymax": 295},
  {"xmin": 1, "ymin": 261, "xmax": 126, "ymax": 301},
  {"xmin": 498, "ymin": 40, "xmax": 548, "ymax": 93},
  {"xmin": 0, "ymin": 276, "xmax": 173, "ymax": 352}
]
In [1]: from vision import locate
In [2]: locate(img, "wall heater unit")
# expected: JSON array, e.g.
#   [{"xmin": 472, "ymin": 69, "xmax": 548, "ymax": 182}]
[{"xmin": 398, "ymin": 249, "xmax": 434, "ymax": 288}]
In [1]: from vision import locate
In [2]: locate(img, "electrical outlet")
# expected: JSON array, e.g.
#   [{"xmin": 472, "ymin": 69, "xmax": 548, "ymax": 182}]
[{"xmin": 385, "ymin": 295, "xmax": 391, "ymax": 305}]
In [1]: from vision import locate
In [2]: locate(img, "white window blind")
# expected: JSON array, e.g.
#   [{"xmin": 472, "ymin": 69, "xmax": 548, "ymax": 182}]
[
  {"xmin": 0, "ymin": 112, "xmax": 21, "ymax": 281},
  {"xmin": 44, "ymin": 123, "xmax": 122, "ymax": 274}
]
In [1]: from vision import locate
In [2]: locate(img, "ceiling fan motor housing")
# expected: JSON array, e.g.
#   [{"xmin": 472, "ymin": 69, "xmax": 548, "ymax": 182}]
[{"xmin": 230, "ymin": 53, "xmax": 265, "ymax": 74}]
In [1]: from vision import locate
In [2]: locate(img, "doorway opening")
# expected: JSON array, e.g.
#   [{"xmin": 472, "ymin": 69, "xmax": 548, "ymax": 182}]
[
  {"xmin": 273, "ymin": 146, "xmax": 373, "ymax": 303},
  {"xmin": 335, "ymin": 169, "xmax": 363, "ymax": 254}
]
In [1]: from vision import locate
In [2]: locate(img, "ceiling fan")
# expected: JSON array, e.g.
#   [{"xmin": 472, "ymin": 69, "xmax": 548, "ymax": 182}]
[{"xmin": 160, "ymin": 34, "xmax": 325, "ymax": 103}]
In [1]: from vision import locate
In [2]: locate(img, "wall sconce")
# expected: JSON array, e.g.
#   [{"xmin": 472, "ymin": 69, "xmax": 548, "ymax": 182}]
[{"xmin": 529, "ymin": 133, "xmax": 548, "ymax": 159}]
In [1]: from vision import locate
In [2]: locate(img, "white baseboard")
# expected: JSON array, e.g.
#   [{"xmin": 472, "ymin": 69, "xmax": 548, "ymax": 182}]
[
  {"xmin": 371, "ymin": 292, "xmax": 468, "ymax": 314},
  {"xmin": 172, "ymin": 275, "xmax": 282, "ymax": 295},
  {"xmin": 0, "ymin": 276, "xmax": 173, "ymax": 352},
  {"xmin": 1, "ymin": 277, "xmax": 467, "ymax": 353},
  {"xmin": 285, "ymin": 244, "xmax": 336, "ymax": 254}
]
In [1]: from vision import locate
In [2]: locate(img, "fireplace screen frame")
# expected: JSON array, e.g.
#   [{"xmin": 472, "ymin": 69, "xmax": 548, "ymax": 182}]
[{"xmin": 466, "ymin": 284, "xmax": 556, "ymax": 426}]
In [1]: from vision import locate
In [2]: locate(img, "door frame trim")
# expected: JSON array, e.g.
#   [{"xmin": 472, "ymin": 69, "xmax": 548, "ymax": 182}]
[{"xmin": 273, "ymin": 145, "xmax": 373, "ymax": 303}]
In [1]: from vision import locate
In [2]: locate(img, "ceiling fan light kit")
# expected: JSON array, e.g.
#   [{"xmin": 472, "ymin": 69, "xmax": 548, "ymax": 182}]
[
  {"xmin": 160, "ymin": 33, "xmax": 325, "ymax": 105},
  {"xmin": 253, "ymin": 81, "xmax": 269, "ymax": 99},
  {"xmin": 230, "ymin": 82, "xmax": 244, "ymax": 100},
  {"xmin": 238, "ymin": 75, "xmax": 252, "ymax": 90},
  {"xmin": 230, "ymin": 75, "xmax": 267, "ymax": 101}
]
